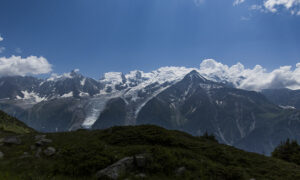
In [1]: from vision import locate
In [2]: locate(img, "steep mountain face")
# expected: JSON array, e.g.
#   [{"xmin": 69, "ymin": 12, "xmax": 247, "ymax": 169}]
[
  {"xmin": 0, "ymin": 76, "xmax": 42, "ymax": 100},
  {"xmin": 0, "ymin": 70, "xmax": 103, "ymax": 103},
  {"xmin": 91, "ymin": 70, "xmax": 300, "ymax": 155},
  {"xmin": 135, "ymin": 71, "xmax": 287, "ymax": 150},
  {"xmin": 38, "ymin": 70, "xmax": 103, "ymax": 98},
  {"xmin": 92, "ymin": 98, "xmax": 127, "ymax": 129},
  {"xmin": 0, "ymin": 70, "xmax": 106, "ymax": 132},
  {"xmin": 234, "ymin": 110, "xmax": 300, "ymax": 153},
  {"xmin": 0, "ymin": 68, "xmax": 192, "ymax": 132},
  {"xmin": 19, "ymin": 97, "xmax": 90, "ymax": 132},
  {"xmin": 262, "ymin": 88, "xmax": 300, "ymax": 109}
]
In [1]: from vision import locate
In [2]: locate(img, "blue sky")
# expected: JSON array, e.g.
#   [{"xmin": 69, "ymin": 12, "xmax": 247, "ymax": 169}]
[{"xmin": 0, "ymin": 0, "xmax": 300, "ymax": 78}]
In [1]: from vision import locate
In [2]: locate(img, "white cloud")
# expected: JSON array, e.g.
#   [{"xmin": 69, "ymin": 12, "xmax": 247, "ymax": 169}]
[
  {"xmin": 0, "ymin": 55, "xmax": 52, "ymax": 76},
  {"xmin": 241, "ymin": 16, "xmax": 251, "ymax": 20},
  {"xmin": 0, "ymin": 35, "xmax": 3, "ymax": 42},
  {"xmin": 198, "ymin": 59, "xmax": 300, "ymax": 91},
  {"xmin": 250, "ymin": 4, "xmax": 264, "ymax": 11},
  {"xmin": 194, "ymin": 0, "xmax": 205, "ymax": 6},
  {"xmin": 74, "ymin": 68, "xmax": 80, "ymax": 73},
  {"xmin": 233, "ymin": 0, "xmax": 245, "ymax": 6},
  {"xmin": 0, "ymin": 47, "xmax": 5, "ymax": 53},
  {"xmin": 264, "ymin": 0, "xmax": 300, "ymax": 12},
  {"xmin": 237, "ymin": 0, "xmax": 300, "ymax": 14}
]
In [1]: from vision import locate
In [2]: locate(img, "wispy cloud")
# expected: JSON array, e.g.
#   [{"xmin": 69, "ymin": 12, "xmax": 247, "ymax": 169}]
[
  {"xmin": 0, "ymin": 35, "xmax": 3, "ymax": 42},
  {"xmin": 0, "ymin": 47, "xmax": 5, "ymax": 53},
  {"xmin": 0, "ymin": 56, "xmax": 52, "ymax": 76},
  {"xmin": 241, "ymin": 16, "xmax": 251, "ymax": 21},
  {"xmin": 233, "ymin": 0, "xmax": 245, "ymax": 6},
  {"xmin": 194, "ymin": 0, "xmax": 205, "ymax": 6},
  {"xmin": 235, "ymin": 0, "xmax": 300, "ymax": 15}
]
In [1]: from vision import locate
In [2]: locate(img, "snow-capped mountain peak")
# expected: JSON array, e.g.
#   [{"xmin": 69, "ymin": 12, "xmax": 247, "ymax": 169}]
[
  {"xmin": 100, "ymin": 72, "xmax": 126, "ymax": 84},
  {"xmin": 47, "ymin": 69, "xmax": 83, "ymax": 82}
]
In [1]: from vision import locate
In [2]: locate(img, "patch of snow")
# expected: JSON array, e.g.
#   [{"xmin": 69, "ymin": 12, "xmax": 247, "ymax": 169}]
[
  {"xmin": 101, "ymin": 72, "xmax": 124, "ymax": 84},
  {"xmin": 82, "ymin": 92, "xmax": 123, "ymax": 128},
  {"xmin": 0, "ymin": 98, "xmax": 9, "ymax": 101},
  {"xmin": 80, "ymin": 78, "xmax": 86, "ymax": 86},
  {"xmin": 216, "ymin": 100, "xmax": 223, "ymax": 105},
  {"xmin": 200, "ymin": 84, "xmax": 223, "ymax": 91},
  {"xmin": 47, "ymin": 72, "xmax": 73, "ymax": 81},
  {"xmin": 190, "ymin": 107, "xmax": 197, "ymax": 113},
  {"xmin": 279, "ymin": 105, "xmax": 296, "ymax": 110},
  {"xmin": 125, "ymin": 70, "xmax": 144, "ymax": 81},
  {"xmin": 79, "ymin": 91, "xmax": 89, "ymax": 97},
  {"xmin": 250, "ymin": 119, "xmax": 256, "ymax": 132},
  {"xmin": 17, "ymin": 90, "xmax": 45, "ymax": 103},
  {"xmin": 217, "ymin": 128, "xmax": 230, "ymax": 145},
  {"xmin": 61, "ymin": 91, "xmax": 73, "ymax": 98},
  {"xmin": 134, "ymin": 85, "xmax": 171, "ymax": 116}
]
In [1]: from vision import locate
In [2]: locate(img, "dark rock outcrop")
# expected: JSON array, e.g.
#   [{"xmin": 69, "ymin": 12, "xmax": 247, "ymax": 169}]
[
  {"xmin": 3, "ymin": 136, "xmax": 21, "ymax": 145},
  {"xmin": 96, "ymin": 154, "xmax": 147, "ymax": 179}
]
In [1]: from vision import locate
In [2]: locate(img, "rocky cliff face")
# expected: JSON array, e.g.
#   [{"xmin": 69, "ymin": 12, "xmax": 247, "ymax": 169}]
[
  {"xmin": 262, "ymin": 88, "xmax": 300, "ymax": 109},
  {"xmin": 92, "ymin": 71, "xmax": 300, "ymax": 155}
]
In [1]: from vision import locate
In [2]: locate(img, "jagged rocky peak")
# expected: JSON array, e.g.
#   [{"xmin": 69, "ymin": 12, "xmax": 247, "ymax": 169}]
[
  {"xmin": 47, "ymin": 69, "xmax": 84, "ymax": 81},
  {"xmin": 69, "ymin": 69, "xmax": 84, "ymax": 78},
  {"xmin": 183, "ymin": 70, "xmax": 208, "ymax": 83},
  {"xmin": 125, "ymin": 70, "xmax": 145, "ymax": 81}
]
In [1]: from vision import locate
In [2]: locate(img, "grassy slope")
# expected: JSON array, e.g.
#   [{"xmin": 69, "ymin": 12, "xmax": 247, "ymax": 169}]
[
  {"xmin": 0, "ymin": 110, "xmax": 34, "ymax": 135},
  {"xmin": 0, "ymin": 124, "xmax": 300, "ymax": 179}
]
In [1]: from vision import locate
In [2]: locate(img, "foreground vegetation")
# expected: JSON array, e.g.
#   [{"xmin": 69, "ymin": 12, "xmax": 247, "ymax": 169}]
[
  {"xmin": 1, "ymin": 110, "xmax": 300, "ymax": 179},
  {"xmin": 272, "ymin": 139, "xmax": 300, "ymax": 165},
  {"xmin": 0, "ymin": 110, "xmax": 34, "ymax": 135}
]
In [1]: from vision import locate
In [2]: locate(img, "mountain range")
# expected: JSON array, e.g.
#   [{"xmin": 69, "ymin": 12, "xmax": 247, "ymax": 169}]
[{"xmin": 1, "ymin": 67, "xmax": 300, "ymax": 155}]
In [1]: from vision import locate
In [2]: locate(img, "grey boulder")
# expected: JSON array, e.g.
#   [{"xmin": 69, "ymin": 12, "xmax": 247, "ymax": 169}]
[
  {"xmin": 43, "ymin": 147, "xmax": 56, "ymax": 156},
  {"xmin": 3, "ymin": 136, "xmax": 21, "ymax": 145},
  {"xmin": 96, "ymin": 154, "xmax": 147, "ymax": 180}
]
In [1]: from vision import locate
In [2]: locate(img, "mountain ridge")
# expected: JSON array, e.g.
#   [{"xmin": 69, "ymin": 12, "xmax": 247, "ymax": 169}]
[
  {"xmin": 1, "ymin": 120, "xmax": 300, "ymax": 179},
  {"xmin": 1, "ymin": 69, "xmax": 300, "ymax": 155}
]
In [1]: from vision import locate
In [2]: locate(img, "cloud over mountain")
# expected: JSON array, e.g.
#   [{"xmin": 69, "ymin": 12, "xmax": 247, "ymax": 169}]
[
  {"xmin": 198, "ymin": 59, "xmax": 300, "ymax": 91},
  {"xmin": 95, "ymin": 59, "xmax": 300, "ymax": 92},
  {"xmin": 1, "ymin": 55, "xmax": 299, "ymax": 91},
  {"xmin": 0, "ymin": 55, "xmax": 52, "ymax": 76}
]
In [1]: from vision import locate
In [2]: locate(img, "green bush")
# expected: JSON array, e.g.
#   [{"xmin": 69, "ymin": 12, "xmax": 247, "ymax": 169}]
[{"xmin": 272, "ymin": 139, "xmax": 300, "ymax": 165}]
